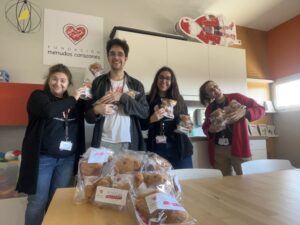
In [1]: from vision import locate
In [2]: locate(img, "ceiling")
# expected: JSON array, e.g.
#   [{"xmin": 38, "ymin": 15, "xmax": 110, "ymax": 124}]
[{"xmin": 145, "ymin": 0, "xmax": 300, "ymax": 31}]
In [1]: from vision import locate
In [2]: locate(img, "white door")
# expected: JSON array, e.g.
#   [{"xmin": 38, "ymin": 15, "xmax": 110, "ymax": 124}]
[
  {"xmin": 209, "ymin": 45, "xmax": 247, "ymax": 95},
  {"xmin": 115, "ymin": 30, "xmax": 168, "ymax": 93},
  {"xmin": 167, "ymin": 39, "xmax": 209, "ymax": 100}
]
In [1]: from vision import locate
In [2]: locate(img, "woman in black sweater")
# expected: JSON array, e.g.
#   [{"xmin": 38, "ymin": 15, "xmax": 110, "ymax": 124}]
[
  {"xmin": 141, "ymin": 66, "xmax": 193, "ymax": 169},
  {"xmin": 16, "ymin": 64, "xmax": 86, "ymax": 225}
]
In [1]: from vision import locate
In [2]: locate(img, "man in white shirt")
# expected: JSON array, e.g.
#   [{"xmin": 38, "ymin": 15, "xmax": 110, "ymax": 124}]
[{"xmin": 85, "ymin": 38, "xmax": 149, "ymax": 152}]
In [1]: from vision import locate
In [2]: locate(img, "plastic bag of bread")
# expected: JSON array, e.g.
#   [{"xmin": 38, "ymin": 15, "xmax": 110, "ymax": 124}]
[
  {"xmin": 138, "ymin": 170, "xmax": 182, "ymax": 202},
  {"xmin": 133, "ymin": 190, "xmax": 196, "ymax": 225},
  {"xmin": 74, "ymin": 147, "xmax": 114, "ymax": 203},
  {"xmin": 209, "ymin": 108, "xmax": 226, "ymax": 128},
  {"xmin": 161, "ymin": 98, "xmax": 177, "ymax": 119},
  {"xmin": 127, "ymin": 88, "xmax": 140, "ymax": 98},
  {"xmin": 143, "ymin": 152, "xmax": 173, "ymax": 173},
  {"xmin": 110, "ymin": 150, "xmax": 146, "ymax": 174},
  {"xmin": 92, "ymin": 174, "xmax": 132, "ymax": 211},
  {"xmin": 80, "ymin": 147, "xmax": 114, "ymax": 176},
  {"xmin": 175, "ymin": 114, "xmax": 193, "ymax": 134},
  {"xmin": 132, "ymin": 171, "xmax": 176, "ymax": 197},
  {"xmin": 101, "ymin": 150, "xmax": 173, "ymax": 179},
  {"xmin": 224, "ymin": 99, "xmax": 245, "ymax": 114}
]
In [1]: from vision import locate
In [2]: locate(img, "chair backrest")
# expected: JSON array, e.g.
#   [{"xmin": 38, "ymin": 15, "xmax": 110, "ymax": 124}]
[
  {"xmin": 169, "ymin": 168, "xmax": 223, "ymax": 180},
  {"xmin": 242, "ymin": 159, "xmax": 295, "ymax": 175}
]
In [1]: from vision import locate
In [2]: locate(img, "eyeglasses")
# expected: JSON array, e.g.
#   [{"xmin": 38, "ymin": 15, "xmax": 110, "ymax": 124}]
[
  {"xmin": 108, "ymin": 51, "xmax": 125, "ymax": 57},
  {"xmin": 158, "ymin": 76, "xmax": 171, "ymax": 81}
]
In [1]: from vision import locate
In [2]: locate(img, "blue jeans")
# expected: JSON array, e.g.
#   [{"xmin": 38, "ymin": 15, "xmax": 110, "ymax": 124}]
[
  {"xmin": 25, "ymin": 154, "xmax": 75, "ymax": 225},
  {"xmin": 172, "ymin": 156, "xmax": 193, "ymax": 169},
  {"xmin": 154, "ymin": 142, "xmax": 193, "ymax": 169}
]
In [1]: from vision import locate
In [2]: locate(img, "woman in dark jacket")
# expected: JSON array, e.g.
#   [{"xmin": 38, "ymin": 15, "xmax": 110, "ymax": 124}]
[
  {"xmin": 141, "ymin": 66, "xmax": 193, "ymax": 169},
  {"xmin": 16, "ymin": 64, "xmax": 86, "ymax": 225}
]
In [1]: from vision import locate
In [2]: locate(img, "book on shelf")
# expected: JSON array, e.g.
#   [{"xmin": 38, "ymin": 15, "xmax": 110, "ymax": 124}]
[
  {"xmin": 248, "ymin": 124, "xmax": 260, "ymax": 136},
  {"xmin": 267, "ymin": 125, "xmax": 277, "ymax": 137},
  {"xmin": 264, "ymin": 100, "xmax": 276, "ymax": 113},
  {"xmin": 258, "ymin": 124, "xmax": 267, "ymax": 136}
]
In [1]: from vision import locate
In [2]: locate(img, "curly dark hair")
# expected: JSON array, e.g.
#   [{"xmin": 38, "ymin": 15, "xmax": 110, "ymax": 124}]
[
  {"xmin": 199, "ymin": 80, "xmax": 214, "ymax": 106},
  {"xmin": 106, "ymin": 38, "xmax": 129, "ymax": 57}
]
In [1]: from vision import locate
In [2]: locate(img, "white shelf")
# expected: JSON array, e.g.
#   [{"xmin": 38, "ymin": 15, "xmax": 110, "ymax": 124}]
[{"xmin": 265, "ymin": 111, "xmax": 277, "ymax": 114}]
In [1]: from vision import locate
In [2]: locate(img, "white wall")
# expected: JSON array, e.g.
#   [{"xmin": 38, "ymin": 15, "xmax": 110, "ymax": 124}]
[
  {"xmin": 0, "ymin": 126, "xmax": 26, "ymax": 152},
  {"xmin": 274, "ymin": 111, "xmax": 300, "ymax": 167},
  {"xmin": 0, "ymin": 0, "xmax": 178, "ymax": 86},
  {"xmin": 0, "ymin": 0, "xmax": 187, "ymax": 150}
]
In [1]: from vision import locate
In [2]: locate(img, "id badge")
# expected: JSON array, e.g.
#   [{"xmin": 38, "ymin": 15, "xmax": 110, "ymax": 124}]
[
  {"xmin": 156, "ymin": 135, "xmax": 167, "ymax": 144},
  {"xmin": 218, "ymin": 138, "xmax": 229, "ymax": 146},
  {"xmin": 59, "ymin": 141, "xmax": 73, "ymax": 151}
]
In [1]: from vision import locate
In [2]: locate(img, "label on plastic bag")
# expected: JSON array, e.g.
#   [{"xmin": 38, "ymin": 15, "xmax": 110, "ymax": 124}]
[
  {"xmin": 95, "ymin": 186, "xmax": 128, "ymax": 206},
  {"xmin": 145, "ymin": 193, "xmax": 185, "ymax": 214},
  {"xmin": 88, "ymin": 147, "xmax": 110, "ymax": 164}
]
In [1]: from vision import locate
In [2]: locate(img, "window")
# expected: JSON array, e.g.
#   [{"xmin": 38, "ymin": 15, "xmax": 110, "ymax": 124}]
[{"xmin": 273, "ymin": 74, "xmax": 300, "ymax": 111}]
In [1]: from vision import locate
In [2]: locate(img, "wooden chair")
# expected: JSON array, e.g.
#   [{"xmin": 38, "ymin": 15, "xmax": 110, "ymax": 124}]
[
  {"xmin": 242, "ymin": 159, "xmax": 295, "ymax": 175},
  {"xmin": 169, "ymin": 168, "xmax": 223, "ymax": 180}
]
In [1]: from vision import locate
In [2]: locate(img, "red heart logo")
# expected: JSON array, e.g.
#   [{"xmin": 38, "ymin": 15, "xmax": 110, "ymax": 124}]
[{"xmin": 63, "ymin": 24, "xmax": 88, "ymax": 45}]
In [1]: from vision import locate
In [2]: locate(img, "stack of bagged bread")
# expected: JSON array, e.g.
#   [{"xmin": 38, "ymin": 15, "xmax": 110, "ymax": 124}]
[{"xmin": 74, "ymin": 149, "xmax": 197, "ymax": 224}]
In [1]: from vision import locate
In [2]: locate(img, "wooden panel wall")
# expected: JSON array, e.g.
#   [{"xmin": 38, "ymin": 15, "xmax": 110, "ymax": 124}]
[
  {"xmin": 233, "ymin": 26, "xmax": 270, "ymax": 79},
  {"xmin": 267, "ymin": 15, "xmax": 300, "ymax": 79}
]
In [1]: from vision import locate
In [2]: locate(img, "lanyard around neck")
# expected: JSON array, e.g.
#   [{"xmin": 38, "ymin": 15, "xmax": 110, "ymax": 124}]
[{"xmin": 63, "ymin": 110, "xmax": 70, "ymax": 141}]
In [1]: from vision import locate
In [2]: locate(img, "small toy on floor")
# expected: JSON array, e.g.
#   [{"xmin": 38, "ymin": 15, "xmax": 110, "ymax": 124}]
[{"xmin": 4, "ymin": 150, "xmax": 21, "ymax": 161}]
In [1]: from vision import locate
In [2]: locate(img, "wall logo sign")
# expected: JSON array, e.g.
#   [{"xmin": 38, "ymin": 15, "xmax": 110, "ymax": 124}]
[
  {"xmin": 43, "ymin": 9, "xmax": 104, "ymax": 68},
  {"xmin": 63, "ymin": 24, "xmax": 88, "ymax": 45},
  {"xmin": 176, "ymin": 14, "xmax": 239, "ymax": 46}
]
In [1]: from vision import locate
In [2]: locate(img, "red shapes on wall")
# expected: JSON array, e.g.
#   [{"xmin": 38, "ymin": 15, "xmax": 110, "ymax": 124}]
[{"xmin": 0, "ymin": 83, "xmax": 43, "ymax": 125}]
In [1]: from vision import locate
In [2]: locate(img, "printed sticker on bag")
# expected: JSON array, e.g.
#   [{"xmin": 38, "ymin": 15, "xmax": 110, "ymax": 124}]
[
  {"xmin": 88, "ymin": 147, "xmax": 110, "ymax": 164},
  {"xmin": 94, "ymin": 186, "xmax": 128, "ymax": 206},
  {"xmin": 145, "ymin": 192, "xmax": 185, "ymax": 214}
]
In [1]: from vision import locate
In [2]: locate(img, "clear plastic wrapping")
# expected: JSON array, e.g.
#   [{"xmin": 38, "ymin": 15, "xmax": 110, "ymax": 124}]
[
  {"xmin": 161, "ymin": 98, "xmax": 177, "ymax": 119},
  {"xmin": 224, "ymin": 99, "xmax": 245, "ymax": 113},
  {"xmin": 210, "ymin": 108, "xmax": 226, "ymax": 128},
  {"xmin": 74, "ymin": 147, "xmax": 114, "ymax": 203},
  {"xmin": 131, "ymin": 171, "xmax": 196, "ymax": 225},
  {"xmin": 127, "ymin": 89, "xmax": 140, "ymax": 98},
  {"xmin": 92, "ymin": 174, "xmax": 132, "ymax": 210},
  {"xmin": 73, "ymin": 149, "xmax": 197, "ymax": 224},
  {"xmin": 175, "ymin": 115, "xmax": 193, "ymax": 134},
  {"xmin": 210, "ymin": 100, "xmax": 246, "ymax": 128}
]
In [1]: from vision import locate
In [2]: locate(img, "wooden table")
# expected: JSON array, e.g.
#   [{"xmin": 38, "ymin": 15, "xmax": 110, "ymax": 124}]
[{"xmin": 42, "ymin": 169, "xmax": 300, "ymax": 225}]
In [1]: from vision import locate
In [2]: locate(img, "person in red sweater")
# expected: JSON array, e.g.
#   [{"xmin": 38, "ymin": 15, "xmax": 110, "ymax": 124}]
[{"xmin": 199, "ymin": 80, "xmax": 265, "ymax": 176}]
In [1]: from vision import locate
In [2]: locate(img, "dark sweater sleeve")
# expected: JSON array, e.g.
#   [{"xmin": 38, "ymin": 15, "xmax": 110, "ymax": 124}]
[
  {"xmin": 120, "ymin": 81, "xmax": 149, "ymax": 119},
  {"xmin": 27, "ymin": 90, "xmax": 77, "ymax": 118},
  {"xmin": 84, "ymin": 100, "xmax": 103, "ymax": 124}
]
